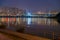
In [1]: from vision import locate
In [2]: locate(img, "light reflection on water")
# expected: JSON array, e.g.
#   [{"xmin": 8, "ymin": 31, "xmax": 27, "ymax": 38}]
[
  {"xmin": 23, "ymin": 18, "xmax": 59, "ymax": 26},
  {"xmin": 23, "ymin": 18, "xmax": 60, "ymax": 39},
  {"xmin": 0, "ymin": 18, "xmax": 60, "ymax": 39},
  {"xmin": 0, "ymin": 18, "xmax": 59, "ymax": 28}
]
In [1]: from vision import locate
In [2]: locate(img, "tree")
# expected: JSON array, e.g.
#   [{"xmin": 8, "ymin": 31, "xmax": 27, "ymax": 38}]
[{"xmin": 56, "ymin": 12, "xmax": 60, "ymax": 23}]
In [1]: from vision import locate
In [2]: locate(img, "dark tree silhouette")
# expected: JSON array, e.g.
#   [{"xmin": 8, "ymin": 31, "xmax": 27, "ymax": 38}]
[
  {"xmin": 47, "ymin": 12, "xmax": 60, "ymax": 24},
  {"xmin": 56, "ymin": 12, "xmax": 60, "ymax": 23}
]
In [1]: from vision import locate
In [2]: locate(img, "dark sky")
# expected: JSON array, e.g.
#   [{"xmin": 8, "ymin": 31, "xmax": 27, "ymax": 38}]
[{"xmin": 0, "ymin": 0, "xmax": 60, "ymax": 12}]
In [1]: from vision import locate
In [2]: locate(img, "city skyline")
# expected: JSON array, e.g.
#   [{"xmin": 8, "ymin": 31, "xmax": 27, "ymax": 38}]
[{"xmin": 0, "ymin": 0, "xmax": 60, "ymax": 12}]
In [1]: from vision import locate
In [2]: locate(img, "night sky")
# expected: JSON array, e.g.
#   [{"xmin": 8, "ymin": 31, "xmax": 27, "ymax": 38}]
[{"xmin": 0, "ymin": 0, "xmax": 60, "ymax": 12}]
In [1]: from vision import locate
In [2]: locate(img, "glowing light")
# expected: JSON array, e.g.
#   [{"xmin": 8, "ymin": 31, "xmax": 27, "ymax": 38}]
[
  {"xmin": 27, "ymin": 12, "xmax": 31, "ymax": 25},
  {"xmin": 27, "ymin": 12, "xmax": 31, "ymax": 16},
  {"xmin": 27, "ymin": 18, "xmax": 31, "ymax": 25}
]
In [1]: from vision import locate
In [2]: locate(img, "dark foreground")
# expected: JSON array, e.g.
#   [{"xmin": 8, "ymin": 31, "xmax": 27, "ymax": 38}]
[
  {"xmin": 0, "ymin": 29, "xmax": 50, "ymax": 40},
  {"xmin": 24, "ymin": 24, "xmax": 60, "ymax": 40},
  {"xmin": 0, "ymin": 23, "xmax": 60, "ymax": 40}
]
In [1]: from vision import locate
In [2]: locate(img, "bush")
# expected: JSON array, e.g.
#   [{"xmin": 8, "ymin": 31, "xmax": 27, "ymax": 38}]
[
  {"xmin": 16, "ymin": 25, "xmax": 25, "ymax": 33},
  {"xmin": 0, "ymin": 24, "xmax": 6, "ymax": 29}
]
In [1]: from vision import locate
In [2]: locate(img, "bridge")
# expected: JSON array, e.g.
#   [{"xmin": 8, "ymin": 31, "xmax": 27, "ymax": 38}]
[{"xmin": 0, "ymin": 14, "xmax": 56, "ymax": 18}]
